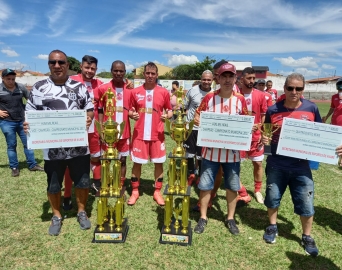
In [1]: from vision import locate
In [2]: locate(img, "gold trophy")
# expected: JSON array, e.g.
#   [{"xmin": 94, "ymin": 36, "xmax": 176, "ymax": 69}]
[
  {"xmin": 259, "ymin": 123, "xmax": 280, "ymax": 155},
  {"xmin": 160, "ymin": 86, "xmax": 193, "ymax": 246},
  {"xmin": 93, "ymin": 87, "xmax": 129, "ymax": 243}
]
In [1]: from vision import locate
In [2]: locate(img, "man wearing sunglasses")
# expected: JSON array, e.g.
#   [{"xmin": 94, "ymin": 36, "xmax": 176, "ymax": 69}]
[
  {"xmin": 0, "ymin": 69, "xmax": 44, "ymax": 177},
  {"xmin": 24, "ymin": 50, "xmax": 94, "ymax": 236},
  {"xmin": 261, "ymin": 73, "xmax": 321, "ymax": 257}
]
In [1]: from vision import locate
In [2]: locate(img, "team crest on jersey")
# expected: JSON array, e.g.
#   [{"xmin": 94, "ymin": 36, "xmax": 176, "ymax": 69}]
[
  {"xmin": 117, "ymin": 92, "xmax": 123, "ymax": 100},
  {"xmin": 68, "ymin": 90, "xmax": 77, "ymax": 101},
  {"xmin": 136, "ymin": 94, "xmax": 145, "ymax": 102},
  {"xmin": 246, "ymin": 98, "xmax": 251, "ymax": 105},
  {"xmin": 147, "ymin": 95, "xmax": 153, "ymax": 102},
  {"xmin": 223, "ymin": 105, "xmax": 229, "ymax": 112},
  {"xmin": 301, "ymin": 114, "xmax": 308, "ymax": 120}
]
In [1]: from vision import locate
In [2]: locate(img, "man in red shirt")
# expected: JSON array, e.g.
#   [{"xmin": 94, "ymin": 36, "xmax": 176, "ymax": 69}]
[
  {"xmin": 63, "ymin": 55, "xmax": 103, "ymax": 210},
  {"xmin": 322, "ymin": 78, "xmax": 342, "ymax": 125},
  {"xmin": 257, "ymin": 79, "xmax": 273, "ymax": 107},
  {"xmin": 128, "ymin": 62, "xmax": 173, "ymax": 206},
  {"xmin": 97, "ymin": 60, "xmax": 132, "ymax": 190},
  {"xmin": 266, "ymin": 80, "xmax": 278, "ymax": 104},
  {"xmin": 239, "ymin": 67, "xmax": 268, "ymax": 204}
]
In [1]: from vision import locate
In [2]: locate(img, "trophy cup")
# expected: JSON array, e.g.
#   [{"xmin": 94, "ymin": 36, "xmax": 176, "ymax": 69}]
[
  {"xmin": 259, "ymin": 123, "xmax": 280, "ymax": 155},
  {"xmin": 92, "ymin": 87, "xmax": 129, "ymax": 243},
  {"xmin": 160, "ymin": 87, "xmax": 193, "ymax": 246}
]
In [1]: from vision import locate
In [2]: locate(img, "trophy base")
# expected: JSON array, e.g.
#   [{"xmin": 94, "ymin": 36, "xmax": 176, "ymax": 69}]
[
  {"xmin": 164, "ymin": 184, "xmax": 191, "ymax": 196},
  {"xmin": 264, "ymin": 145, "xmax": 272, "ymax": 156},
  {"xmin": 95, "ymin": 186, "xmax": 126, "ymax": 198},
  {"xmin": 160, "ymin": 220, "xmax": 192, "ymax": 246},
  {"xmin": 92, "ymin": 218, "xmax": 129, "ymax": 243}
]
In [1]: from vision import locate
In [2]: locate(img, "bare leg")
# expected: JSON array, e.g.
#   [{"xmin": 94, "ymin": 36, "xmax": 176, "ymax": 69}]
[
  {"xmin": 120, "ymin": 156, "xmax": 127, "ymax": 178},
  {"xmin": 300, "ymin": 216, "xmax": 313, "ymax": 235},
  {"xmin": 267, "ymin": 208, "xmax": 278, "ymax": 224},
  {"xmin": 154, "ymin": 163, "xmax": 163, "ymax": 180},
  {"xmin": 199, "ymin": 190, "xmax": 211, "ymax": 219},
  {"xmin": 132, "ymin": 163, "xmax": 142, "ymax": 179},
  {"xmin": 48, "ymin": 191, "xmax": 62, "ymax": 218},
  {"xmin": 75, "ymin": 188, "xmax": 89, "ymax": 213},
  {"xmin": 226, "ymin": 189, "xmax": 237, "ymax": 220}
]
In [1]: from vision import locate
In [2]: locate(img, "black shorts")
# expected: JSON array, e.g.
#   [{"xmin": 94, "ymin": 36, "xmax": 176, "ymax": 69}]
[
  {"xmin": 44, "ymin": 154, "xmax": 91, "ymax": 193},
  {"xmin": 183, "ymin": 130, "xmax": 202, "ymax": 159}
]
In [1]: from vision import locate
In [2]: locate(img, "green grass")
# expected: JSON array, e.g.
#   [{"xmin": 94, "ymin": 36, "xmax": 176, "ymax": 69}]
[{"xmin": 1, "ymin": 102, "xmax": 341, "ymax": 269}]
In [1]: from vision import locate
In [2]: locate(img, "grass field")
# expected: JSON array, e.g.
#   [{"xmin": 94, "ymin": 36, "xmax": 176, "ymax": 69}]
[{"xmin": 1, "ymin": 102, "xmax": 342, "ymax": 269}]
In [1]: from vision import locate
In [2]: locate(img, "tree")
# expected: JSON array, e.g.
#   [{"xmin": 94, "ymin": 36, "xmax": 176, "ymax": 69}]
[
  {"xmin": 171, "ymin": 56, "xmax": 216, "ymax": 80},
  {"xmin": 67, "ymin": 56, "xmax": 81, "ymax": 73},
  {"xmin": 125, "ymin": 72, "xmax": 135, "ymax": 79},
  {"xmin": 96, "ymin": 71, "xmax": 112, "ymax": 78}
]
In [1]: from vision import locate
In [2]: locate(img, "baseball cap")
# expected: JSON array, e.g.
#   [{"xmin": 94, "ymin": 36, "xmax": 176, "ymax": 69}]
[
  {"xmin": 336, "ymin": 77, "xmax": 342, "ymax": 90},
  {"xmin": 257, "ymin": 79, "xmax": 266, "ymax": 84},
  {"xmin": 2, "ymin": 68, "xmax": 16, "ymax": 77},
  {"xmin": 217, "ymin": 63, "xmax": 236, "ymax": 75}
]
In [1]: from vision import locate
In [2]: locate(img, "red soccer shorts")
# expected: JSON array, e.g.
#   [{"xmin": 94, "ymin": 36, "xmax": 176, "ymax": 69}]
[
  {"xmin": 131, "ymin": 139, "xmax": 166, "ymax": 164},
  {"xmin": 241, "ymin": 141, "xmax": 264, "ymax": 162},
  {"xmin": 88, "ymin": 132, "xmax": 101, "ymax": 158}
]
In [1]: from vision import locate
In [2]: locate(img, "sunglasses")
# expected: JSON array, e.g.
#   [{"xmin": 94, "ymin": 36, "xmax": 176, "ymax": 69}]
[
  {"xmin": 286, "ymin": 86, "xmax": 304, "ymax": 92},
  {"xmin": 48, "ymin": 60, "xmax": 67, "ymax": 66}
]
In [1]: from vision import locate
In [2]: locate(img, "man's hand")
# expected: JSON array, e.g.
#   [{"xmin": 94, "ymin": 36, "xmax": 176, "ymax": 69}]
[
  {"xmin": 322, "ymin": 116, "xmax": 327, "ymax": 123},
  {"xmin": 160, "ymin": 113, "xmax": 168, "ymax": 123},
  {"xmin": 0, "ymin": 110, "xmax": 9, "ymax": 118},
  {"xmin": 23, "ymin": 121, "xmax": 29, "ymax": 134},
  {"xmin": 126, "ymin": 79, "xmax": 134, "ymax": 89},
  {"xmin": 261, "ymin": 135, "xmax": 270, "ymax": 145},
  {"xmin": 129, "ymin": 107, "xmax": 139, "ymax": 120},
  {"xmin": 252, "ymin": 123, "xmax": 260, "ymax": 132},
  {"xmin": 86, "ymin": 116, "xmax": 92, "ymax": 128}
]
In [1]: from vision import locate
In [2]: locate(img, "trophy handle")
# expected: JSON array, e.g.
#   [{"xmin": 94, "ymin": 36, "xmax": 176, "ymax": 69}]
[
  {"xmin": 118, "ymin": 121, "xmax": 125, "ymax": 140},
  {"xmin": 273, "ymin": 123, "xmax": 280, "ymax": 133},
  {"xmin": 185, "ymin": 120, "xmax": 194, "ymax": 140}
]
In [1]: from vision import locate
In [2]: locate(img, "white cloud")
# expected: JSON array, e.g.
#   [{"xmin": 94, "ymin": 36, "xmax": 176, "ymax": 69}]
[
  {"xmin": 322, "ymin": 64, "xmax": 335, "ymax": 70},
  {"xmin": 46, "ymin": 1, "xmax": 70, "ymax": 37},
  {"xmin": 35, "ymin": 54, "xmax": 48, "ymax": 60},
  {"xmin": 273, "ymin": 57, "xmax": 318, "ymax": 68},
  {"xmin": 1, "ymin": 49, "xmax": 19, "ymax": 57},
  {"xmin": 278, "ymin": 68, "xmax": 320, "ymax": 78},
  {"xmin": 89, "ymin": 50, "xmax": 100, "ymax": 53},
  {"xmin": 125, "ymin": 63, "xmax": 134, "ymax": 71},
  {"xmin": 166, "ymin": 54, "xmax": 199, "ymax": 66},
  {"xmin": 0, "ymin": 60, "xmax": 26, "ymax": 70}
]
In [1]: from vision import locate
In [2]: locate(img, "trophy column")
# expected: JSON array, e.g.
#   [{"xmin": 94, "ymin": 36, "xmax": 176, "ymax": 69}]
[
  {"xmin": 160, "ymin": 109, "xmax": 194, "ymax": 246},
  {"xmin": 92, "ymin": 88, "xmax": 129, "ymax": 243}
]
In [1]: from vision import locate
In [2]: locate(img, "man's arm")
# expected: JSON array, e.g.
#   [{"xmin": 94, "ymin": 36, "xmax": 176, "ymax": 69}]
[
  {"xmin": 322, "ymin": 108, "xmax": 334, "ymax": 123},
  {"xmin": 86, "ymin": 110, "xmax": 94, "ymax": 129}
]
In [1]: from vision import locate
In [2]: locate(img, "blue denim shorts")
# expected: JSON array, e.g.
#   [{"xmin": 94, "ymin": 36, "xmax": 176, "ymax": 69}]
[
  {"xmin": 198, "ymin": 159, "xmax": 240, "ymax": 191},
  {"xmin": 264, "ymin": 165, "xmax": 314, "ymax": 216}
]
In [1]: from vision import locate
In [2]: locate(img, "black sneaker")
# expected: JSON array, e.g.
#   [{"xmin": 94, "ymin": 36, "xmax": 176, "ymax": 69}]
[
  {"xmin": 49, "ymin": 216, "xmax": 62, "ymax": 236},
  {"xmin": 302, "ymin": 235, "xmax": 319, "ymax": 257},
  {"xmin": 62, "ymin": 197, "xmax": 73, "ymax": 211},
  {"xmin": 194, "ymin": 218, "xmax": 208, "ymax": 234},
  {"xmin": 225, "ymin": 219, "xmax": 240, "ymax": 235},
  {"xmin": 11, "ymin": 168, "xmax": 19, "ymax": 177},
  {"xmin": 77, "ymin": 211, "xmax": 91, "ymax": 230},
  {"xmin": 263, "ymin": 224, "xmax": 278, "ymax": 243}
]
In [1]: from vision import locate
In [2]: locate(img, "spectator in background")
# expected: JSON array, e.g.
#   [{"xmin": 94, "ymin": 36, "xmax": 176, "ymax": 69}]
[
  {"xmin": 322, "ymin": 78, "xmax": 342, "ymax": 125},
  {"xmin": 257, "ymin": 79, "xmax": 273, "ymax": 107},
  {"xmin": 0, "ymin": 68, "xmax": 43, "ymax": 177},
  {"xmin": 266, "ymin": 80, "xmax": 278, "ymax": 104}
]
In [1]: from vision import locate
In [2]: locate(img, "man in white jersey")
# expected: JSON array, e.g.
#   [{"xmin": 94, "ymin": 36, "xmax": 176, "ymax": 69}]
[
  {"xmin": 183, "ymin": 70, "xmax": 213, "ymax": 185},
  {"xmin": 128, "ymin": 62, "xmax": 173, "ymax": 206},
  {"xmin": 193, "ymin": 63, "xmax": 248, "ymax": 235}
]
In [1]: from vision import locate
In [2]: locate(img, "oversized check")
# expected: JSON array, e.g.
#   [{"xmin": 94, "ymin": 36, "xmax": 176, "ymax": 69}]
[
  {"xmin": 197, "ymin": 112, "xmax": 254, "ymax": 151},
  {"xmin": 277, "ymin": 117, "xmax": 342, "ymax": 165},
  {"xmin": 26, "ymin": 110, "xmax": 88, "ymax": 150}
]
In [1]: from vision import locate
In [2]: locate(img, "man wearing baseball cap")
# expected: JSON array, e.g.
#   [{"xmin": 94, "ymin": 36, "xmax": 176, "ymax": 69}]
[
  {"xmin": 193, "ymin": 63, "xmax": 249, "ymax": 235},
  {"xmin": 0, "ymin": 69, "xmax": 43, "ymax": 177}
]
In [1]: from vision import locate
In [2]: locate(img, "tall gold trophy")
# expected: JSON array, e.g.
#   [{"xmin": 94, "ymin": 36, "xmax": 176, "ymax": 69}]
[
  {"xmin": 92, "ymin": 87, "xmax": 129, "ymax": 243},
  {"xmin": 160, "ymin": 86, "xmax": 194, "ymax": 246},
  {"xmin": 259, "ymin": 123, "xmax": 280, "ymax": 155}
]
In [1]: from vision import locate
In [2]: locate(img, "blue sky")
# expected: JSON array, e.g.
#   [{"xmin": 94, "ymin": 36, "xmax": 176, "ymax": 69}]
[{"xmin": 1, "ymin": 0, "xmax": 342, "ymax": 79}]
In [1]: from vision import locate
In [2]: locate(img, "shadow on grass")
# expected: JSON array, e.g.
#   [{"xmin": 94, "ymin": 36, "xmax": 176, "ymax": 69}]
[
  {"xmin": 286, "ymin": 251, "xmax": 340, "ymax": 270},
  {"xmin": 0, "ymin": 159, "xmax": 44, "ymax": 169},
  {"xmin": 314, "ymin": 206, "xmax": 342, "ymax": 235}
]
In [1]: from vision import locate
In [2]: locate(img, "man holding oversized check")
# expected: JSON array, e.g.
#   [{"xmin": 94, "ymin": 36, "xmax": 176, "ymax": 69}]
[
  {"xmin": 193, "ymin": 63, "xmax": 251, "ymax": 235},
  {"xmin": 261, "ymin": 73, "xmax": 321, "ymax": 257},
  {"xmin": 24, "ymin": 50, "xmax": 94, "ymax": 236}
]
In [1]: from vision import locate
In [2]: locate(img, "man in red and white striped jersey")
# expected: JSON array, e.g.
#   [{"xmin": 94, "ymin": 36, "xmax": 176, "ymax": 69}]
[
  {"xmin": 193, "ymin": 63, "xmax": 248, "ymax": 235},
  {"xmin": 128, "ymin": 62, "xmax": 173, "ymax": 206}
]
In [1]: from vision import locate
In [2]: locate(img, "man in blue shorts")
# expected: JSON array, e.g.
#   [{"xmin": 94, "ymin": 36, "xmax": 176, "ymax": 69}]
[{"xmin": 261, "ymin": 73, "xmax": 321, "ymax": 257}]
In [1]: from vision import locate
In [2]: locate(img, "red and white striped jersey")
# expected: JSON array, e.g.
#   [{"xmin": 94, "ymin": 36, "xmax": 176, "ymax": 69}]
[
  {"xmin": 196, "ymin": 90, "xmax": 248, "ymax": 162},
  {"xmin": 130, "ymin": 85, "xmax": 172, "ymax": 141},
  {"xmin": 97, "ymin": 80, "xmax": 131, "ymax": 140}
]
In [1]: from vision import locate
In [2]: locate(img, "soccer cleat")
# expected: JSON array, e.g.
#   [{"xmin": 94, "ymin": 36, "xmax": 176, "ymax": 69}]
[
  {"xmin": 302, "ymin": 235, "xmax": 319, "ymax": 257},
  {"xmin": 127, "ymin": 180, "xmax": 140, "ymax": 205},
  {"xmin": 254, "ymin": 192, "xmax": 264, "ymax": 204},
  {"xmin": 153, "ymin": 181, "xmax": 165, "ymax": 206},
  {"xmin": 187, "ymin": 174, "xmax": 196, "ymax": 186},
  {"xmin": 263, "ymin": 224, "xmax": 278, "ymax": 243}
]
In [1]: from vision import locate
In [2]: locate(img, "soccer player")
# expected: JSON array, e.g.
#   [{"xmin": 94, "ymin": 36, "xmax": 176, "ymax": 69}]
[
  {"xmin": 257, "ymin": 79, "xmax": 273, "ymax": 107},
  {"xmin": 128, "ymin": 62, "xmax": 173, "ymax": 206},
  {"xmin": 266, "ymin": 80, "xmax": 278, "ymax": 103},
  {"xmin": 322, "ymin": 78, "xmax": 342, "ymax": 125}
]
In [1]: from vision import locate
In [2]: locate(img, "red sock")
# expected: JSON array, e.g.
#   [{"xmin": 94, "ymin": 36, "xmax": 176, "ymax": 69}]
[
  {"xmin": 238, "ymin": 185, "xmax": 248, "ymax": 197},
  {"xmin": 254, "ymin": 181, "xmax": 262, "ymax": 193},
  {"xmin": 91, "ymin": 161, "xmax": 101, "ymax": 180},
  {"xmin": 64, "ymin": 167, "xmax": 72, "ymax": 198}
]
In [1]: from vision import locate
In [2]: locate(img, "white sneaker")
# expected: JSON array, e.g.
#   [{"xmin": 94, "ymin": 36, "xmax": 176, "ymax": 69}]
[{"xmin": 254, "ymin": 192, "xmax": 264, "ymax": 204}]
